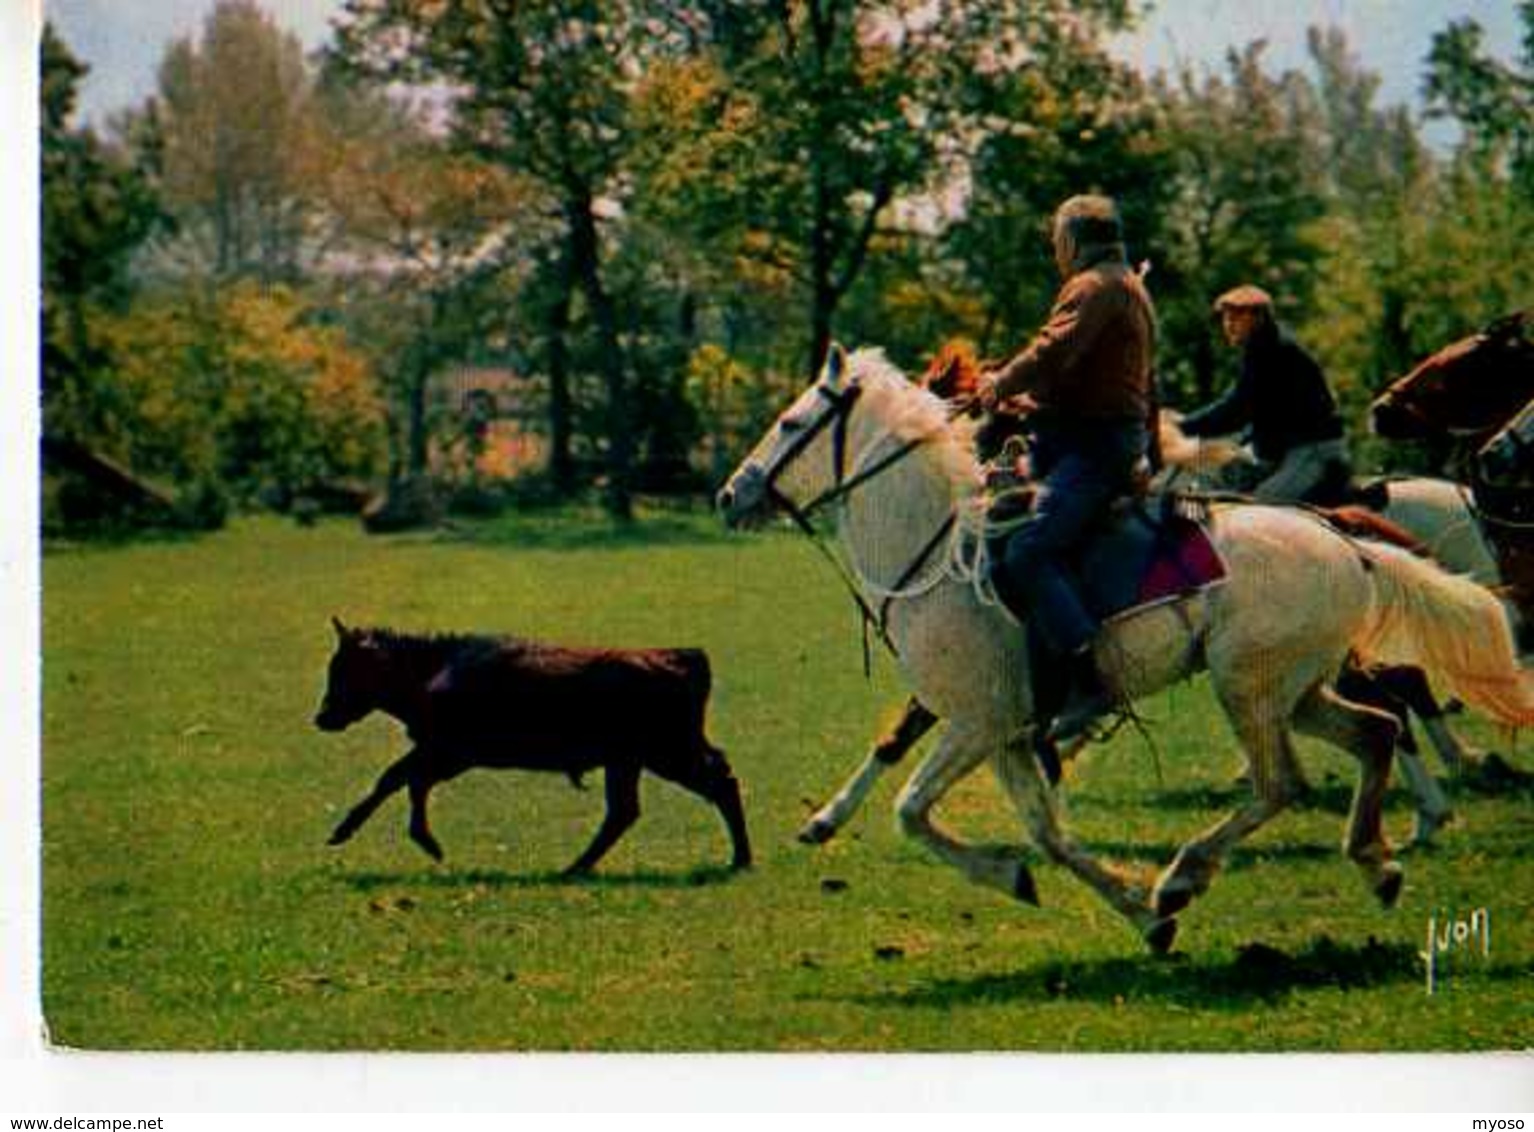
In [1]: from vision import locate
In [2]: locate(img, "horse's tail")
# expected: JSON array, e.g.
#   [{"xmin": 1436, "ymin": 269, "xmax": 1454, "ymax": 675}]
[{"xmin": 1352, "ymin": 539, "xmax": 1534, "ymax": 727}]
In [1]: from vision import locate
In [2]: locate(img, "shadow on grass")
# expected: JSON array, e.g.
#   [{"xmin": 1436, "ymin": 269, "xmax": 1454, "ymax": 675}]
[
  {"xmin": 829, "ymin": 935, "xmax": 1504, "ymax": 1011},
  {"xmin": 1076, "ymin": 839, "xmax": 1343, "ymax": 874},
  {"xmin": 335, "ymin": 862, "xmax": 742, "ymax": 892},
  {"xmin": 42, "ymin": 524, "xmax": 212, "ymax": 555}
]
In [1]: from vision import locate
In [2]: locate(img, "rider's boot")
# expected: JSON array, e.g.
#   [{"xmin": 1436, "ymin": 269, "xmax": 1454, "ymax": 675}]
[{"xmin": 1047, "ymin": 645, "xmax": 1118, "ymax": 743}]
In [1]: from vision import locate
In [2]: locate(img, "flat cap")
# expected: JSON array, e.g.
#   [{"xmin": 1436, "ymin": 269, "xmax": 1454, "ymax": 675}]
[{"xmin": 1213, "ymin": 285, "xmax": 1273, "ymax": 313}]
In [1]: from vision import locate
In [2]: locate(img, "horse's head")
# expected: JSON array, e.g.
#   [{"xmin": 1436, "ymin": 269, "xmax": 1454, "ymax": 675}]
[
  {"xmin": 314, "ymin": 617, "xmax": 392, "ymax": 731},
  {"xmin": 1371, "ymin": 311, "xmax": 1534, "ymax": 442},
  {"xmin": 717, "ymin": 343, "xmax": 864, "ymax": 528}
]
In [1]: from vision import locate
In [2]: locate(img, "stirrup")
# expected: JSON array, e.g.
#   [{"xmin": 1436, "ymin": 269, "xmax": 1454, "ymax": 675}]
[{"xmin": 1046, "ymin": 690, "xmax": 1119, "ymax": 744}]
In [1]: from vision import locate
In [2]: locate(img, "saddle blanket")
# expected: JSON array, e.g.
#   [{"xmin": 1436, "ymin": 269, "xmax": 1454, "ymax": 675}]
[{"xmin": 991, "ymin": 498, "xmax": 1228, "ymax": 624}]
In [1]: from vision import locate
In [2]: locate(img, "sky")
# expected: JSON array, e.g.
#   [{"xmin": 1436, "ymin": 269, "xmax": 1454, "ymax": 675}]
[{"xmin": 42, "ymin": 0, "xmax": 1523, "ymax": 127}]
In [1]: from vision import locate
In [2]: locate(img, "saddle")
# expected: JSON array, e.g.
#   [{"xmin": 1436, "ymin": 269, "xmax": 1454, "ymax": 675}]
[{"xmin": 987, "ymin": 489, "xmax": 1228, "ymax": 625}]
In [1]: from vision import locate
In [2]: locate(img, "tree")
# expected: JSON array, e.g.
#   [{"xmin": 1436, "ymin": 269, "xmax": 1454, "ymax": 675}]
[
  {"xmin": 331, "ymin": 0, "xmax": 684, "ymax": 522},
  {"xmin": 1424, "ymin": 0, "xmax": 1534, "ymax": 201},
  {"xmin": 1153, "ymin": 44, "xmax": 1329, "ymax": 404},
  {"xmin": 943, "ymin": 12, "xmax": 1168, "ymax": 360},
  {"xmin": 1295, "ymin": 27, "xmax": 1434, "ymax": 440},
  {"xmin": 314, "ymin": 94, "xmax": 549, "ymax": 485},
  {"xmin": 653, "ymin": 1, "xmax": 1142, "ymax": 377},
  {"xmin": 41, "ymin": 23, "xmax": 163, "ymax": 446},
  {"xmin": 95, "ymin": 283, "xmax": 388, "ymax": 505},
  {"xmin": 148, "ymin": 0, "xmax": 330, "ymax": 281}
]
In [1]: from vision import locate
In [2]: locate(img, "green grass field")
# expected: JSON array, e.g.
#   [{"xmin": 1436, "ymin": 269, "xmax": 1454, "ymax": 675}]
[{"xmin": 41, "ymin": 509, "xmax": 1534, "ymax": 1051}]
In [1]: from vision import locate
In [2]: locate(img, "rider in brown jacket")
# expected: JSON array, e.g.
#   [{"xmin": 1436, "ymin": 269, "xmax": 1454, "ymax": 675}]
[{"xmin": 979, "ymin": 195, "xmax": 1157, "ymax": 741}]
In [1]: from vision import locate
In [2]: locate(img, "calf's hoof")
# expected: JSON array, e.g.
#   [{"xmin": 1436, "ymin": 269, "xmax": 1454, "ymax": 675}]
[{"xmin": 327, "ymin": 827, "xmax": 353, "ymax": 847}]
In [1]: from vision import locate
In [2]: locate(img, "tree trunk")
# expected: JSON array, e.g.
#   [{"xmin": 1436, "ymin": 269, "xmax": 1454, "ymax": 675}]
[
  {"xmin": 405, "ymin": 354, "xmax": 431, "ymax": 480},
  {"xmin": 564, "ymin": 184, "xmax": 632, "ymax": 523},
  {"xmin": 808, "ymin": 165, "xmax": 836, "ymax": 379},
  {"xmin": 544, "ymin": 255, "xmax": 576, "ymax": 495}
]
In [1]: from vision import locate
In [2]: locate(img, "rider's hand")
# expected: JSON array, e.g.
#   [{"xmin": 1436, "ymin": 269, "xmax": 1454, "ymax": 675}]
[{"xmin": 976, "ymin": 372, "xmax": 1001, "ymax": 411}]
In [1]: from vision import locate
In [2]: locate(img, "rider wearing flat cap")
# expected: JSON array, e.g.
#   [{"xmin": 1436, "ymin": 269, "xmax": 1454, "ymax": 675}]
[
  {"xmin": 977, "ymin": 194, "xmax": 1156, "ymax": 740},
  {"xmin": 1179, "ymin": 285, "xmax": 1349, "ymax": 502}
]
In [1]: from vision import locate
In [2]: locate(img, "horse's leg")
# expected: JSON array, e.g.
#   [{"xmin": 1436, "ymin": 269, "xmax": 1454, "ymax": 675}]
[
  {"xmin": 892, "ymin": 723, "xmax": 1037, "ymax": 903},
  {"xmin": 800, "ymin": 697, "xmax": 938, "ymax": 844},
  {"xmin": 1375, "ymin": 665, "xmax": 1480, "ymax": 776},
  {"xmin": 1292, "ymin": 684, "xmax": 1405, "ymax": 905},
  {"xmin": 653, "ymin": 743, "xmax": 753, "ymax": 869},
  {"xmin": 328, "ymin": 747, "xmax": 422, "ymax": 847},
  {"xmin": 563, "ymin": 761, "xmax": 642, "ymax": 876},
  {"xmin": 1394, "ymin": 747, "xmax": 1455, "ymax": 847},
  {"xmin": 1153, "ymin": 692, "xmax": 1305, "ymax": 919},
  {"xmin": 990, "ymin": 733, "xmax": 1176, "ymax": 952},
  {"xmin": 1336, "ymin": 666, "xmax": 1453, "ymax": 845}
]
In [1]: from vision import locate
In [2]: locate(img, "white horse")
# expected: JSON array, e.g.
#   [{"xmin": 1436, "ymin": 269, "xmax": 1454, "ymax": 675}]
[
  {"xmin": 718, "ymin": 345, "xmax": 1534, "ymax": 951},
  {"xmin": 1159, "ymin": 412, "xmax": 1507, "ymax": 787},
  {"xmin": 796, "ymin": 414, "xmax": 1495, "ymax": 852}
]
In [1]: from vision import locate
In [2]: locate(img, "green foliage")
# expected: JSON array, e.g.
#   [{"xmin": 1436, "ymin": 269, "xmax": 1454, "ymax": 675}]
[
  {"xmin": 42, "ymin": 23, "xmax": 164, "ymax": 445},
  {"xmin": 944, "ymin": 17, "xmax": 1167, "ymax": 358},
  {"xmin": 685, "ymin": 343, "xmax": 800, "ymax": 482},
  {"xmin": 45, "ymin": 3, "xmax": 1534, "ymax": 525},
  {"xmin": 1152, "ymin": 45, "xmax": 1330, "ymax": 406},
  {"xmin": 1425, "ymin": 1, "xmax": 1534, "ymax": 200},
  {"xmin": 95, "ymin": 283, "xmax": 388, "ymax": 504}
]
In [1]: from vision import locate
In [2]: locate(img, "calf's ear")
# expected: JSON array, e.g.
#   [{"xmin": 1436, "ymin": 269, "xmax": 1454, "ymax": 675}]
[{"xmin": 331, "ymin": 615, "xmax": 349, "ymax": 639}]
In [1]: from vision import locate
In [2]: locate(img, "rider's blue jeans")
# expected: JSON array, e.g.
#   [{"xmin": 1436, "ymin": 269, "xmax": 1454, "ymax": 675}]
[{"xmin": 995, "ymin": 419, "xmax": 1148, "ymax": 656}]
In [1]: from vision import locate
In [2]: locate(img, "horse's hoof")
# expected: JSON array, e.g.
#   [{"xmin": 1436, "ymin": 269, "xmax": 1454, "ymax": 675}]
[
  {"xmin": 1014, "ymin": 863, "xmax": 1040, "ymax": 907},
  {"xmin": 1144, "ymin": 917, "xmax": 1178, "ymax": 955},
  {"xmin": 1374, "ymin": 863, "xmax": 1404, "ymax": 909},
  {"xmin": 797, "ymin": 819, "xmax": 835, "ymax": 845},
  {"xmin": 1154, "ymin": 884, "xmax": 1195, "ymax": 920}
]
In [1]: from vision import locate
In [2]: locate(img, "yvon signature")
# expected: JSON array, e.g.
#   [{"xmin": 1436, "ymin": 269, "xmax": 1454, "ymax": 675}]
[{"xmin": 1421, "ymin": 907, "xmax": 1490, "ymax": 995}]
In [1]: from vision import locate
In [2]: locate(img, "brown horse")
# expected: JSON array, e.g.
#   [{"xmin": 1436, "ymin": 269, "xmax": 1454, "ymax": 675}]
[{"xmin": 1372, "ymin": 311, "xmax": 1534, "ymax": 448}]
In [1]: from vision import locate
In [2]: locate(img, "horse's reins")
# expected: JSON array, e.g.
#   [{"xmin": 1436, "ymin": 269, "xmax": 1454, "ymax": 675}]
[{"xmin": 762, "ymin": 382, "xmax": 977, "ymax": 673}]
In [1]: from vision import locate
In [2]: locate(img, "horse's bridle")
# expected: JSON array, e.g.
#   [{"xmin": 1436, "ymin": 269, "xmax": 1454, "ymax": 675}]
[{"xmin": 756, "ymin": 376, "xmax": 968, "ymax": 669}]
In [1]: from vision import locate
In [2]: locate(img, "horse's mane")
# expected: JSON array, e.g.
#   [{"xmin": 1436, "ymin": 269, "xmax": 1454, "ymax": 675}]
[
  {"xmin": 920, "ymin": 338, "xmax": 985, "ymax": 400},
  {"xmin": 847, "ymin": 347, "xmax": 983, "ymax": 495}
]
